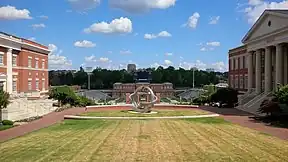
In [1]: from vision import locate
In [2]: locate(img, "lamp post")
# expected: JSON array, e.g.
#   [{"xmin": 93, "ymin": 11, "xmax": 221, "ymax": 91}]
[
  {"xmin": 85, "ymin": 67, "xmax": 93, "ymax": 91},
  {"xmin": 192, "ymin": 67, "xmax": 196, "ymax": 89}
]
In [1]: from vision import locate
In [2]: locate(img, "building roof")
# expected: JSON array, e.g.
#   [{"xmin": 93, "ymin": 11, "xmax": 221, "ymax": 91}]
[
  {"xmin": 0, "ymin": 31, "xmax": 50, "ymax": 52},
  {"xmin": 242, "ymin": 9, "xmax": 288, "ymax": 43}
]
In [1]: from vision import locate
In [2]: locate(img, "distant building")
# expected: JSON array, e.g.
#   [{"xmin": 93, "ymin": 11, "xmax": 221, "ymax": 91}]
[
  {"xmin": 127, "ymin": 64, "xmax": 136, "ymax": 73},
  {"xmin": 112, "ymin": 82, "xmax": 174, "ymax": 98},
  {"xmin": 0, "ymin": 32, "xmax": 49, "ymax": 94}
]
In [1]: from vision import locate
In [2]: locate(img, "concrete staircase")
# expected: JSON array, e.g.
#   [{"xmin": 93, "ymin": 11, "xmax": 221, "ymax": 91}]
[{"xmin": 236, "ymin": 91, "xmax": 272, "ymax": 116}]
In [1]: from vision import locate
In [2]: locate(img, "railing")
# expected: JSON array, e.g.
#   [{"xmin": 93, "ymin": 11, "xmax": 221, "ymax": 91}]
[
  {"xmin": 247, "ymin": 91, "xmax": 273, "ymax": 109},
  {"xmin": 244, "ymin": 91, "xmax": 266, "ymax": 108}
]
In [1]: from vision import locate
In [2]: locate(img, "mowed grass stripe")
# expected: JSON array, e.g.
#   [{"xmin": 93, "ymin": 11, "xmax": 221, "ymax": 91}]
[
  {"xmin": 93, "ymin": 120, "xmax": 134, "ymax": 161},
  {"xmin": 174, "ymin": 120, "xmax": 235, "ymax": 161},
  {"xmin": 163, "ymin": 120, "xmax": 203, "ymax": 161},
  {"xmin": 0, "ymin": 129, "xmax": 79, "ymax": 161},
  {"xmin": 74, "ymin": 120, "xmax": 127, "ymax": 162},
  {"xmin": 183, "ymin": 121, "xmax": 258, "ymax": 161},
  {"xmin": 182, "ymin": 119, "xmax": 287, "ymax": 162},
  {"xmin": 212, "ymin": 124, "xmax": 288, "ymax": 161},
  {"xmin": 36, "ymin": 120, "xmax": 115, "ymax": 162},
  {"xmin": 111, "ymin": 120, "xmax": 140, "ymax": 161},
  {"xmin": 158, "ymin": 120, "xmax": 185, "ymax": 161}
]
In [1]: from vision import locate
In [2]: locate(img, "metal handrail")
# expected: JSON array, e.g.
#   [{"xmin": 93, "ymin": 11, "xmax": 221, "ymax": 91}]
[
  {"xmin": 247, "ymin": 91, "xmax": 273, "ymax": 109},
  {"xmin": 244, "ymin": 91, "xmax": 266, "ymax": 107}
]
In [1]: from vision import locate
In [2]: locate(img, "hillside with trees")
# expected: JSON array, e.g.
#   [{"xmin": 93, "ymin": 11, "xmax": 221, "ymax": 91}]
[{"xmin": 49, "ymin": 66, "xmax": 228, "ymax": 89}]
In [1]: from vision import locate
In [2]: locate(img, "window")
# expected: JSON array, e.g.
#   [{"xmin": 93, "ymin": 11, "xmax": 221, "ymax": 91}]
[
  {"xmin": 35, "ymin": 60, "xmax": 39, "ymax": 68},
  {"xmin": 28, "ymin": 58, "xmax": 32, "ymax": 68},
  {"xmin": 36, "ymin": 80, "xmax": 39, "ymax": 90},
  {"xmin": 0, "ymin": 52, "xmax": 4, "ymax": 64},
  {"xmin": 42, "ymin": 61, "xmax": 45, "ymax": 69},
  {"xmin": 28, "ymin": 81, "xmax": 32, "ymax": 91},
  {"xmin": 243, "ymin": 56, "xmax": 246, "ymax": 69},
  {"xmin": 29, "ymin": 72, "xmax": 31, "ymax": 76},
  {"xmin": 13, "ymin": 81, "xmax": 17, "ymax": 92},
  {"xmin": 245, "ymin": 75, "xmax": 248, "ymax": 89},
  {"xmin": 36, "ymin": 73, "xmax": 38, "ymax": 76},
  {"xmin": 42, "ymin": 73, "xmax": 44, "ymax": 76},
  {"xmin": 12, "ymin": 55, "xmax": 17, "ymax": 66},
  {"xmin": 235, "ymin": 76, "xmax": 239, "ymax": 88},
  {"xmin": 42, "ymin": 81, "xmax": 45, "ymax": 90},
  {"xmin": 240, "ymin": 57, "xmax": 243, "ymax": 69},
  {"xmin": 240, "ymin": 75, "xmax": 244, "ymax": 89}
]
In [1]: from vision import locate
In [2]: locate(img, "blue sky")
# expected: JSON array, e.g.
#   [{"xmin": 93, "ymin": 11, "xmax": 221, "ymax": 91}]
[{"xmin": 1, "ymin": 0, "xmax": 288, "ymax": 71}]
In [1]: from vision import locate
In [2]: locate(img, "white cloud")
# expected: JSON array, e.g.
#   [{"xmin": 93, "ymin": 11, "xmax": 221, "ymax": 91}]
[
  {"xmin": 28, "ymin": 37, "xmax": 36, "ymax": 41},
  {"xmin": 84, "ymin": 17, "xmax": 133, "ymax": 34},
  {"xmin": 144, "ymin": 34, "xmax": 157, "ymax": 39},
  {"xmin": 179, "ymin": 60, "xmax": 227, "ymax": 72},
  {"xmin": 199, "ymin": 41, "xmax": 220, "ymax": 51},
  {"xmin": 48, "ymin": 44, "xmax": 72, "ymax": 69},
  {"xmin": 164, "ymin": 60, "xmax": 173, "ymax": 65},
  {"xmin": 206, "ymin": 41, "xmax": 221, "ymax": 47},
  {"xmin": 120, "ymin": 50, "xmax": 132, "ymax": 54},
  {"xmin": 209, "ymin": 16, "xmax": 220, "ymax": 24},
  {"xmin": 68, "ymin": 0, "xmax": 101, "ymax": 11},
  {"xmin": 242, "ymin": 0, "xmax": 288, "ymax": 24},
  {"xmin": 107, "ymin": 51, "xmax": 113, "ymax": 54},
  {"xmin": 99, "ymin": 57, "xmax": 110, "ymax": 62},
  {"xmin": 31, "ymin": 23, "xmax": 46, "ymax": 29},
  {"xmin": 109, "ymin": 0, "xmax": 176, "ymax": 13},
  {"xmin": 158, "ymin": 31, "xmax": 172, "ymax": 37},
  {"xmin": 39, "ymin": 15, "xmax": 48, "ymax": 19},
  {"xmin": 165, "ymin": 52, "xmax": 173, "ymax": 56},
  {"xmin": 74, "ymin": 40, "xmax": 96, "ymax": 48},
  {"xmin": 144, "ymin": 30, "xmax": 172, "ymax": 39},
  {"xmin": 183, "ymin": 12, "xmax": 200, "ymax": 29},
  {"xmin": 85, "ymin": 55, "xmax": 96, "ymax": 62},
  {"xmin": 211, "ymin": 61, "xmax": 227, "ymax": 72},
  {"xmin": 0, "ymin": 6, "xmax": 32, "ymax": 20}
]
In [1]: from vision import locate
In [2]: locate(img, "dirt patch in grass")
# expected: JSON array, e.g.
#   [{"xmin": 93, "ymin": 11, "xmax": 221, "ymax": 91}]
[{"xmin": 1, "ymin": 118, "xmax": 288, "ymax": 162}]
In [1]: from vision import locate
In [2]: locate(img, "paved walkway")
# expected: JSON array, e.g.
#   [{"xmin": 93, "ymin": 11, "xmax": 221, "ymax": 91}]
[
  {"xmin": 1, "ymin": 106, "xmax": 288, "ymax": 142},
  {"xmin": 200, "ymin": 106, "xmax": 288, "ymax": 140}
]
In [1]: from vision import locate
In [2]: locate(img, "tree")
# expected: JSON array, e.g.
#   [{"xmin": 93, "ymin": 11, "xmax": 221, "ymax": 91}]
[
  {"xmin": 210, "ymin": 87, "xmax": 238, "ymax": 107},
  {"xmin": 258, "ymin": 99, "xmax": 281, "ymax": 116},
  {"xmin": 274, "ymin": 85, "xmax": 288, "ymax": 105},
  {"xmin": 0, "ymin": 90, "xmax": 10, "ymax": 124}
]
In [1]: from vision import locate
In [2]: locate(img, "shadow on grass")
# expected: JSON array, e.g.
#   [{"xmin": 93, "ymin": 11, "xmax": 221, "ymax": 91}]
[
  {"xmin": 182, "ymin": 117, "xmax": 230, "ymax": 124},
  {"xmin": 249, "ymin": 115, "xmax": 288, "ymax": 128}
]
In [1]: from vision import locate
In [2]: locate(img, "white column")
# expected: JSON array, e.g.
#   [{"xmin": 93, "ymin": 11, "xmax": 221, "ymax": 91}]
[
  {"xmin": 6, "ymin": 48, "xmax": 13, "ymax": 94},
  {"xmin": 255, "ymin": 49, "xmax": 262, "ymax": 94},
  {"xmin": 275, "ymin": 44, "xmax": 283, "ymax": 89},
  {"xmin": 265, "ymin": 46, "xmax": 272, "ymax": 93},
  {"xmin": 248, "ymin": 51, "xmax": 254, "ymax": 93},
  {"xmin": 284, "ymin": 46, "xmax": 288, "ymax": 85}
]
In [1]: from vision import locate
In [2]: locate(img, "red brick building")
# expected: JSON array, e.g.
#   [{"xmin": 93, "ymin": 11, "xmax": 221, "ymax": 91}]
[
  {"xmin": 0, "ymin": 32, "xmax": 49, "ymax": 94},
  {"xmin": 228, "ymin": 45, "xmax": 248, "ymax": 93},
  {"xmin": 113, "ymin": 82, "xmax": 174, "ymax": 98}
]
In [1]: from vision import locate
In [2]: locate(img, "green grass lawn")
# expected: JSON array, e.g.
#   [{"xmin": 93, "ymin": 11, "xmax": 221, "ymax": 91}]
[
  {"xmin": 80, "ymin": 109, "xmax": 210, "ymax": 117},
  {"xmin": 1, "ymin": 117, "xmax": 288, "ymax": 162}
]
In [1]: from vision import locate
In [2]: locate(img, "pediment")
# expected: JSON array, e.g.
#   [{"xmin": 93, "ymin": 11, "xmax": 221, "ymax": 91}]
[{"xmin": 242, "ymin": 10, "xmax": 288, "ymax": 43}]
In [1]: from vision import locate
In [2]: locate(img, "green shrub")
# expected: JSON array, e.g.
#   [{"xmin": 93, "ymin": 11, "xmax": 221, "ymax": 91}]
[
  {"xmin": 258, "ymin": 99, "xmax": 281, "ymax": 116},
  {"xmin": 76, "ymin": 96, "xmax": 95, "ymax": 107},
  {"xmin": 49, "ymin": 86, "xmax": 78, "ymax": 106},
  {"xmin": 210, "ymin": 87, "xmax": 238, "ymax": 107},
  {"xmin": 2, "ymin": 120, "xmax": 14, "ymax": 125},
  {"xmin": 274, "ymin": 85, "xmax": 288, "ymax": 105}
]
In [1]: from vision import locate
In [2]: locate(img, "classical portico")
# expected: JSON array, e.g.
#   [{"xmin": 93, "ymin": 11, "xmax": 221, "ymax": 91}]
[{"xmin": 242, "ymin": 10, "xmax": 288, "ymax": 94}]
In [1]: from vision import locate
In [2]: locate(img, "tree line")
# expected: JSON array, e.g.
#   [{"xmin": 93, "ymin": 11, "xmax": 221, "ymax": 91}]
[{"xmin": 49, "ymin": 66, "xmax": 228, "ymax": 89}]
